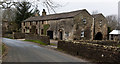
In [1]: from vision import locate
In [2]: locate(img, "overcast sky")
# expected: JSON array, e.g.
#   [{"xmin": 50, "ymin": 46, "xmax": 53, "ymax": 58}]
[{"xmin": 39, "ymin": 0, "xmax": 119, "ymax": 16}]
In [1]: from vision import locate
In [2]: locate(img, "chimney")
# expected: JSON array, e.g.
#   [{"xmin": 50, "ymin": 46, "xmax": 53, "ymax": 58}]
[
  {"xmin": 42, "ymin": 9, "xmax": 46, "ymax": 16},
  {"xmin": 35, "ymin": 13, "xmax": 39, "ymax": 16}
]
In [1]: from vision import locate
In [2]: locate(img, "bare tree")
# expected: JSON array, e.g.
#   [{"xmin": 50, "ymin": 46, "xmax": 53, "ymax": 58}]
[
  {"xmin": 2, "ymin": 8, "xmax": 16, "ymax": 21},
  {"xmin": 92, "ymin": 10, "xmax": 98, "ymax": 14},
  {"xmin": 106, "ymin": 15, "xmax": 118, "ymax": 30},
  {"xmin": 0, "ymin": 0, "xmax": 61, "ymax": 14}
]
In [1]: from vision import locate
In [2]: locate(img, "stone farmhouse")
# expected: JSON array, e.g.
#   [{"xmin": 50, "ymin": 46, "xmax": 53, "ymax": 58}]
[{"xmin": 22, "ymin": 9, "xmax": 108, "ymax": 40}]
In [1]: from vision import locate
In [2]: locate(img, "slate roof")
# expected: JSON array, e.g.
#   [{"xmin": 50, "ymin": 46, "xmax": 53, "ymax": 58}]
[
  {"xmin": 92, "ymin": 13, "xmax": 106, "ymax": 19},
  {"xmin": 109, "ymin": 30, "xmax": 120, "ymax": 35},
  {"xmin": 23, "ymin": 9, "xmax": 87, "ymax": 22}
]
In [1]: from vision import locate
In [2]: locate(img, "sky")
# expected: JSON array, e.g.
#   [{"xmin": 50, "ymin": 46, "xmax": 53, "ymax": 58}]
[
  {"xmin": 0, "ymin": 0, "xmax": 119, "ymax": 16},
  {"xmin": 38, "ymin": 0, "xmax": 120, "ymax": 16}
]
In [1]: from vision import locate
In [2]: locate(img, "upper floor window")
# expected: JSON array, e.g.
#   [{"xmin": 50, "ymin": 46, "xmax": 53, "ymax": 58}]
[
  {"xmin": 82, "ymin": 18, "xmax": 86, "ymax": 24},
  {"xmin": 81, "ymin": 30, "xmax": 84, "ymax": 37},
  {"xmin": 66, "ymin": 32, "xmax": 69, "ymax": 37},
  {"xmin": 100, "ymin": 20, "xmax": 102, "ymax": 26}
]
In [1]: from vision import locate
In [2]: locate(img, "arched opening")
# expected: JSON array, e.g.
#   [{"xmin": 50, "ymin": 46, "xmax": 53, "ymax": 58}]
[
  {"xmin": 95, "ymin": 32, "xmax": 103, "ymax": 40},
  {"xmin": 60, "ymin": 31, "xmax": 63, "ymax": 40},
  {"xmin": 59, "ymin": 29, "xmax": 63, "ymax": 40},
  {"xmin": 47, "ymin": 31, "xmax": 53, "ymax": 39}
]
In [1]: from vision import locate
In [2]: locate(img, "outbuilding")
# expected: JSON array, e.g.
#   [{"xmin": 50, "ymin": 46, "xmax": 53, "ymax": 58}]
[{"xmin": 109, "ymin": 30, "xmax": 120, "ymax": 41}]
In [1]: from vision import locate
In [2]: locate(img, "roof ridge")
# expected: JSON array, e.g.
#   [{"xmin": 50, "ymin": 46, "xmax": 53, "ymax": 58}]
[{"xmin": 24, "ymin": 9, "xmax": 88, "ymax": 22}]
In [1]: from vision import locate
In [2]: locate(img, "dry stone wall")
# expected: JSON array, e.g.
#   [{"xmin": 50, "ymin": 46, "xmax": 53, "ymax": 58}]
[{"xmin": 58, "ymin": 40, "xmax": 120, "ymax": 63}]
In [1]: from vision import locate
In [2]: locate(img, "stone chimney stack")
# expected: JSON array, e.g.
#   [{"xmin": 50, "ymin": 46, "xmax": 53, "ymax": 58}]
[
  {"xmin": 35, "ymin": 13, "xmax": 39, "ymax": 16},
  {"xmin": 42, "ymin": 9, "xmax": 46, "ymax": 16}
]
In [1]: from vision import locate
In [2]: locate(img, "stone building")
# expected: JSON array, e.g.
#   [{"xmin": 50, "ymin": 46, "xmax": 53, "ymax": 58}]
[
  {"xmin": 109, "ymin": 30, "xmax": 120, "ymax": 41},
  {"xmin": 22, "ymin": 9, "xmax": 108, "ymax": 40},
  {"xmin": 92, "ymin": 14, "xmax": 108, "ymax": 40}
]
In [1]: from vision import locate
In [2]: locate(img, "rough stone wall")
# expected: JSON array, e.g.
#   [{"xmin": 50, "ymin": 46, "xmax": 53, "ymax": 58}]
[
  {"xmin": 47, "ymin": 18, "xmax": 74, "ymax": 40},
  {"xmin": 94, "ymin": 14, "xmax": 108, "ymax": 40},
  {"xmin": 73, "ymin": 10, "xmax": 93, "ymax": 40},
  {"xmin": 25, "ymin": 34, "xmax": 50, "ymax": 45},
  {"xmin": 3, "ymin": 32, "xmax": 25, "ymax": 39},
  {"xmin": 58, "ymin": 41, "xmax": 120, "ymax": 63},
  {"xmin": 3, "ymin": 34, "xmax": 13, "ymax": 38},
  {"xmin": 13, "ymin": 32, "xmax": 25, "ymax": 39},
  {"xmin": 22, "ymin": 11, "xmax": 108, "ymax": 41}
]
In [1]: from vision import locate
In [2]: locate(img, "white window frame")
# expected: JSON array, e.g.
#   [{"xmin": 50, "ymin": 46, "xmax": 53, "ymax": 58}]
[
  {"xmin": 82, "ymin": 18, "xmax": 86, "ymax": 24},
  {"xmin": 81, "ymin": 31, "xmax": 84, "ymax": 37}
]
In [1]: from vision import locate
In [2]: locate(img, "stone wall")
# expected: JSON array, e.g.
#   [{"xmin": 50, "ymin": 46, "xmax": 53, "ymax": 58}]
[
  {"xmin": 75, "ymin": 40, "xmax": 120, "ymax": 46},
  {"xmin": 73, "ymin": 10, "xmax": 93, "ymax": 40},
  {"xmin": 93, "ymin": 14, "xmax": 108, "ymax": 40},
  {"xmin": 58, "ymin": 41, "xmax": 120, "ymax": 63},
  {"xmin": 13, "ymin": 32, "xmax": 25, "ymax": 39},
  {"xmin": 25, "ymin": 34, "xmax": 50, "ymax": 45},
  {"xmin": 3, "ymin": 34, "xmax": 13, "ymax": 38},
  {"xmin": 3, "ymin": 32, "xmax": 25, "ymax": 39}
]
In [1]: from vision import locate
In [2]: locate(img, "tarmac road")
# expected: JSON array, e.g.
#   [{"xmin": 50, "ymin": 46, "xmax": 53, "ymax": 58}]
[{"xmin": 2, "ymin": 38, "xmax": 91, "ymax": 63}]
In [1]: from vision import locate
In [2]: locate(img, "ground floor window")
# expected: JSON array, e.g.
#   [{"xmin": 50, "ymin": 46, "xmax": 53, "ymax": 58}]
[
  {"xmin": 41, "ymin": 29, "xmax": 44, "ymax": 35},
  {"xmin": 81, "ymin": 31, "xmax": 84, "ymax": 37},
  {"xmin": 36, "ymin": 29, "xmax": 38, "ymax": 34}
]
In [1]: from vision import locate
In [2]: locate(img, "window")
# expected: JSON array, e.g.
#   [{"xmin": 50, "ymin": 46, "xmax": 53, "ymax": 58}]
[
  {"xmin": 24, "ymin": 29, "xmax": 25, "ymax": 33},
  {"xmin": 100, "ymin": 20, "xmax": 102, "ymax": 26},
  {"xmin": 36, "ymin": 22, "xmax": 38, "ymax": 25},
  {"xmin": 24, "ymin": 22, "xmax": 25, "ymax": 26},
  {"xmin": 41, "ymin": 29, "xmax": 44, "ymax": 35},
  {"xmin": 76, "ymin": 24, "xmax": 79, "ymax": 30},
  {"xmin": 82, "ymin": 18, "xmax": 86, "ymax": 24},
  {"xmin": 36, "ymin": 29, "xmax": 38, "ymax": 34},
  {"xmin": 42, "ymin": 21, "xmax": 44, "ymax": 24},
  {"xmin": 30, "ymin": 22, "xmax": 32, "ymax": 25},
  {"xmin": 66, "ymin": 32, "xmax": 69, "ymax": 37},
  {"xmin": 30, "ymin": 29, "xmax": 32, "ymax": 32},
  {"xmin": 26, "ymin": 29, "xmax": 30, "ymax": 33},
  {"xmin": 81, "ymin": 31, "xmax": 84, "ymax": 37}
]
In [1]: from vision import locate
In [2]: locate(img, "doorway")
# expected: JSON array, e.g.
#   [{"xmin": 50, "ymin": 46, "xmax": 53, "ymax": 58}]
[
  {"xmin": 47, "ymin": 31, "xmax": 53, "ymax": 39},
  {"xmin": 95, "ymin": 32, "xmax": 103, "ymax": 40},
  {"xmin": 60, "ymin": 31, "xmax": 63, "ymax": 40}
]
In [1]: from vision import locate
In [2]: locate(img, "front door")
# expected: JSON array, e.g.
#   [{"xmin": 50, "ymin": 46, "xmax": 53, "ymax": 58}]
[
  {"xmin": 60, "ymin": 32, "xmax": 63, "ymax": 40},
  {"xmin": 47, "ymin": 31, "xmax": 53, "ymax": 39}
]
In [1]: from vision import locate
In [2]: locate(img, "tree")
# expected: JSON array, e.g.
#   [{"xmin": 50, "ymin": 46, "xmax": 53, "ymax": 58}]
[
  {"xmin": 0, "ymin": 0, "xmax": 61, "ymax": 14},
  {"xmin": 2, "ymin": 8, "xmax": 16, "ymax": 22},
  {"xmin": 15, "ymin": 1, "xmax": 34, "ymax": 30},
  {"xmin": 106, "ymin": 15, "xmax": 118, "ymax": 30},
  {"xmin": 92, "ymin": 10, "xmax": 98, "ymax": 14}
]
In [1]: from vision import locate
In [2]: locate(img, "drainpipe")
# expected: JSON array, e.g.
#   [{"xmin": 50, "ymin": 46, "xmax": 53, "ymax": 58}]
[
  {"xmin": 39, "ymin": 21, "xmax": 40, "ymax": 35},
  {"xmin": 92, "ymin": 18, "xmax": 95, "ymax": 40}
]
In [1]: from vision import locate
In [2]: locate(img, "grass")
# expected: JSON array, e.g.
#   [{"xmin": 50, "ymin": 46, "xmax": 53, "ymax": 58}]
[
  {"xmin": 117, "ymin": 45, "xmax": 120, "ymax": 48},
  {"xmin": 2, "ymin": 44, "xmax": 5, "ymax": 54},
  {"xmin": 4, "ymin": 37, "xmax": 13, "ymax": 39},
  {"xmin": 50, "ymin": 43, "xmax": 57, "ymax": 46},
  {"xmin": 24, "ymin": 40, "xmax": 47, "ymax": 45}
]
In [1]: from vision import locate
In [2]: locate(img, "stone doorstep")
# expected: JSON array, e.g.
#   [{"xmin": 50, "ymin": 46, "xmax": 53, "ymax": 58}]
[
  {"xmin": 47, "ymin": 45, "xmax": 57, "ymax": 49},
  {"xmin": 16, "ymin": 39, "xmax": 25, "ymax": 40}
]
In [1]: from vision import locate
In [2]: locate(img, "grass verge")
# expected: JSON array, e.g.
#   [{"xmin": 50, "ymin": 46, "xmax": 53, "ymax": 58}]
[
  {"xmin": 2, "ymin": 44, "xmax": 5, "ymax": 54},
  {"xmin": 117, "ymin": 45, "xmax": 120, "ymax": 48},
  {"xmin": 50, "ymin": 43, "xmax": 57, "ymax": 46},
  {"xmin": 24, "ymin": 40, "xmax": 47, "ymax": 45}
]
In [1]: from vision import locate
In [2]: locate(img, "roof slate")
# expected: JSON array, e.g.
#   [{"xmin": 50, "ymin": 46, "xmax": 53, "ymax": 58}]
[{"xmin": 24, "ymin": 9, "xmax": 87, "ymax": 22}]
